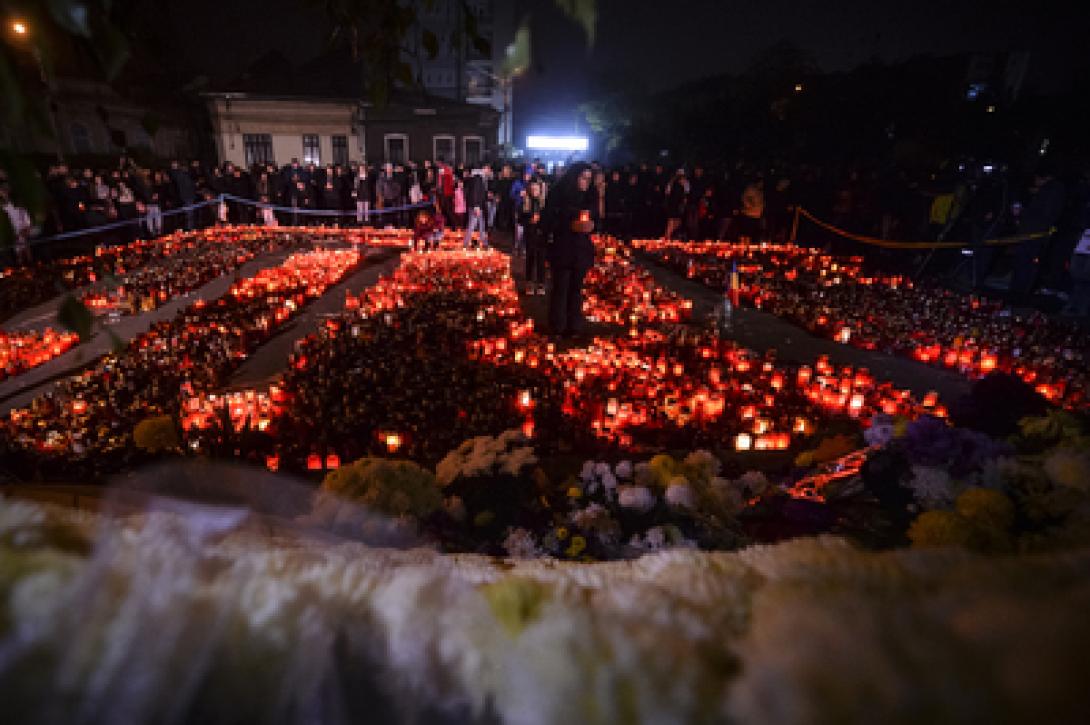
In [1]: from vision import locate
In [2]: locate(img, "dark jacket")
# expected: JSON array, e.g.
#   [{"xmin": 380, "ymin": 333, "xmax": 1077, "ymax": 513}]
[
  {"xmin": 518, "ymin": 195, "xmax": 547, "ymax": 248},
  {"xmin": 465, "ymin": 174, "xmax": 488, "ymax": 209},
  {"xmin": 171, "ymin": 168, "xmax": 196, "ymax": 204},
  {"xmin": 543, "ymin": 164, "xmax": 596, "ymax": 270},
  {"xmin": 376, "ymin": 174, "xmax": 401, "ymax": 204}
]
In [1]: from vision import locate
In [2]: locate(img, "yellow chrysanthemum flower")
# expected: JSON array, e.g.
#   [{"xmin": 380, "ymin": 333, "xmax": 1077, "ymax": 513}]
[
  {"xmin": 907, "ymin": 510, "xmax": 974, "ymax": 548},
  {"xmin": 955, "ymin": 487, "xmax": 1015, "ymax": 531}
]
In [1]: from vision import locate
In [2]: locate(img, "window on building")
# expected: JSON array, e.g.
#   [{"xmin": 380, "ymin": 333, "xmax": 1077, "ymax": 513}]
[
  {"xmin": 384, "ymin": 134, "xmax": 408, "ymax": 164},
  {"xmin": 244, "ymin": 133, "xmax": 274, "ymax": 166},
  {"xmin": 302, "ymin": 134, "xmax": 321, "ymax": 165},
  {"xmin": 70, "ymin": 122, "xmax": 93, "ymax": 154},
  {"xmin": 433, "ymin": 135, "xmax": 455, "ymax": 164},
  {"xmin": 463, "ymin": 136, "xmax": 483, "ymax": 166},
  {"xmin": 332, "ymin": 135, "xmax": 349, "ymax": 165}
]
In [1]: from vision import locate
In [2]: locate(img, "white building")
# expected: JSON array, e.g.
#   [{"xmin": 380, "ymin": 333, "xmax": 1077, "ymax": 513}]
[
  {"xmin": 204, "ymin": 91, "xmax": 499, "ymax": 168},
  {"xmin": 205, "ymin": 95, "xmax": 361, "ymax": 169}
]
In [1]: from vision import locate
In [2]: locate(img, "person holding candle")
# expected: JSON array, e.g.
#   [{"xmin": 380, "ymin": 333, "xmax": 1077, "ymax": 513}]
[
  {"xmin": 543, "ymin": 163, "xmax": 596, "ymax": 338},
  {"xmin": 520, "ymin": 180, "xmax": 548, "ymax": 295}
]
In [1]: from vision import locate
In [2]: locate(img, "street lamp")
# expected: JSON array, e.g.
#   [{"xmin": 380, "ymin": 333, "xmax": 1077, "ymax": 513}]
[
  {"xmin": 8, "ymin": 17, "xmax": 63, "ymax": 161},
  {"xmin": 794, "ymin": 82, "xmax": 804, "ymax": 93}
]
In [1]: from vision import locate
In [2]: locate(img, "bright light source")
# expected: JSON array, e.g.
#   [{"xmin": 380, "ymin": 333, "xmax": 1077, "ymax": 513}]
[
  {"xmin": 794, "ymin": 83, "xmax": 803, "ymax": 92},
  {"xmin": 526, "ymin": 135, "xmax": 589, "ymax": 152},
  {"xmin": 986, "ymin": 104, "xmax": 996, "ymax": 113},
  {"xmin": 11, "ymin": 19, "xmax": 27, "ymax": 35}
]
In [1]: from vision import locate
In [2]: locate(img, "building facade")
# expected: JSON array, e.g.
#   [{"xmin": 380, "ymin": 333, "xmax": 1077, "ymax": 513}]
[
  {"xmin": 0, "ymin": 77, "xmax": 195, "ymax": 161},
  {"xmin": 204, "ymin": 92, "xmax": 499, "ymax": 168},
  {"xmin": 408, "ymin": 0, "xmax": 514, "ymax": 144}
]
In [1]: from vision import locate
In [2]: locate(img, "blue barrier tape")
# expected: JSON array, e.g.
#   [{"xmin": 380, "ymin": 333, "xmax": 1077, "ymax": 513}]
[
  {"xmin": 220, "ymin": 193, "xmax": 433, "ymax": 217},
  {"xmin": 28, "ymin": 197, "xmax": 223, "ymax": 246},
  {"xmin": 26, "ymin": 194, "xmax": 434, "ymax": 247}
]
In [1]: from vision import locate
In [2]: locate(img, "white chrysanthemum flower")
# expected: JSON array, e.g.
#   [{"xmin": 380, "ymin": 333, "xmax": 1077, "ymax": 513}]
[
  {"xmin": 644, "ymin": 526, "xmax": 667, "ymax": 549},
  {"xmin": 570, "ymin": 503, "xmax": 610, "ymax": 530},
  {"xmin": 0, "ymin": 497, "xmax": 45, "ymax": 536},
  {"xmin": 503, "ymin": 528, "xmax": 542, "ymax": 559},
  {"xmin": 601, "ymin": 471, "xmax": 619, "ymax": 491},
  {"xmin": 666, "ymin": 483, "xmax": 697, "ymax": 510},
  {"xmin": 618, "ymin": 485, "xmax": 656, "ymax": 512},
  {"xmin": 579, "ymin": 460, "xmax": 597, "ymax": 483},
  {"xmin": 615, "ymin": 460, "xmax": 634, "ymax": 480},
  {"xmin": 594, "ymin": 462, "xmax": 612, "ymax": 478},
  {"xmin": 906, "ymin": 465, "xmax": 956, "ymax": 509},
  {"xmin": 737, "ymin": 471, "xmax": 771, "ymax": 498}
]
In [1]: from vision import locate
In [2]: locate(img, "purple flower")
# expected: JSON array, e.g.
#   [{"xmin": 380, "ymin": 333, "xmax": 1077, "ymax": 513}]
[
  {"xmin": 949, "ymin": 428, "xmax": 1010, "ymax": 477},
  {"xmin": 901, "ymin": 416, "xmax": 960, "ymax": 467}
]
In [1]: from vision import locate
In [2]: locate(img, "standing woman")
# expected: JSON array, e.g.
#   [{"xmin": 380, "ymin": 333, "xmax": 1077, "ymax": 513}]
[
  {"xmin": 543, "ymin": 163, "xmax": 596, "ymax": 339},
  {"xmin": 520, "ymin": 180, "xmax": 548, "ymax": 295}
]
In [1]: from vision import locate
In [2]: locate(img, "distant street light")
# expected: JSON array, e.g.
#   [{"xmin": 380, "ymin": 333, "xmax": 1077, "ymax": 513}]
[
  {"xmin": 794, "ymin": 83, "xmax": 804, "ymax": 93},
  {"xmin": 986, "ymin": 104, "xmax": 996, "ymax": 113},
  {"xmin": 8, "ymin": 17, "xmax": 63, "ymax": 161}
]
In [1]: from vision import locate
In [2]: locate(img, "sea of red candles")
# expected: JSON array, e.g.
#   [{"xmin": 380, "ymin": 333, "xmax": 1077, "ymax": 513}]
[
  {"xmin": 1, "ymin": 247, "xmax": 363, "ymax": 476},
  {"xmin": 187, "ymin": 248, "xmax": 933, "ymax": 473},
  {"xmin": 633, "ymin": 238, "xmax": 1088, "ymax": 409},
  {"xmin": 582, "ymin": 240, "xmax": 692, "ymax": 327},
  {"xmin": 0, "ymin": 328, "xmax": 80, "ymax": 381}
]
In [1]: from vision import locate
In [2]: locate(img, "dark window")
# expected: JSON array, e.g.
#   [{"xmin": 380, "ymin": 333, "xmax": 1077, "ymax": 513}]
[
  {"xmin": 70, "ymin": 122, "xmax": 93, "ymax": 154},
  {"xmin": 464, "ymin": 137, "xmax": 482, "ymax": 166},
  {"xmin": 244, "ymin": 133, "xmax": 274, "ymax": 166},
  {"xmin": 386, "ymin": 136, "xmax": 406, "ymax": 164},
  {"xmin": 434, "ymin": 136, "xmax": 454, "ymax": 163},
  {"xmin": 302, "ymin": 134, "xmax": 321, "ymax": 165},
  {"xmin": 332, "ymin": 135, "xmax": 349, "ymax": 165}
]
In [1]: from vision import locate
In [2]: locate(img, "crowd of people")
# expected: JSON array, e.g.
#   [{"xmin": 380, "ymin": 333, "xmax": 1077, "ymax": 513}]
[{"xmin": 3, "ymin": 151, "xmax": 1089, "ymax": 317}]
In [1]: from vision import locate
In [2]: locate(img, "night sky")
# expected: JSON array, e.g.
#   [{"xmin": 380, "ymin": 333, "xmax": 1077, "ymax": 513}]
[{"xmin": 151, "ymin": 0, "xmax": 1086, "ymax": 144}]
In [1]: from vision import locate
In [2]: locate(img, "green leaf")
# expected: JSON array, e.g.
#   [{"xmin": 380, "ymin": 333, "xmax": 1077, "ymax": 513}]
[
  {"xmin": 553, "ymin": 0, "xmax": 597, "ymax": 45},
  {"xmin": 499, "ymin": 22, "xmax": 531, "ymax": 78},
  {"xmin": 422, "ymin": 29, "xmax": 439, "ymax": 60},
  {"xmin": 47, "ymin": 0, "xmax": 92, "ymax": 37},
  {"xmin": 58, "ymin": 295, "xmax": 95, "ymax": 342}
]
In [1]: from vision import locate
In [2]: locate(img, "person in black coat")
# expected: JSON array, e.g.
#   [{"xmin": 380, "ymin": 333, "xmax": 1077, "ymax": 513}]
[
  {"xmin": 543, "ymin": 163, "xmax": 597, "ymax": 338},
  {"xmin": 462, "ymin": 169, "xmax": 489, "ymax": 248},
  {"xmin": 519, "ymin": 179, "xmax": 548, "ymax": 294}
]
